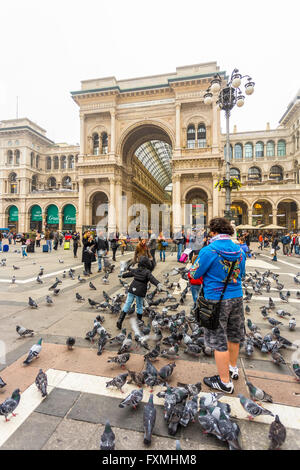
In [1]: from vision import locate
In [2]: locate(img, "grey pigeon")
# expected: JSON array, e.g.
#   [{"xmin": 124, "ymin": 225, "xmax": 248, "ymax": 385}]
[
  {"xmin": 88, "ymin": 298, "xmax": 99, "ymax": 308},
  {"xmin": 36, "ymin": 276, "xmax": 43, "ymax": 284},
  {"xmin": 161, "ymin": 344, "xmax": 179, "ymax": 359},
  {"xmin": 23, "ymin": 338, "xmax": 42, "ymax": 365},
  {"xmin": 53, "ymin": 288, "xmax": 60, "ymax": 296},
  {"xmin": 143, "ymin": 394, "xmax": 156, "ymax": 445},
  {"xmin": 158, "ymin": 362, "xmax": 176, "ymax": 380},
  {"xmin": 180, "ymin": 395, "xmax": 198, "ymax": 426},
  {"xmin": 49, "ymin": 280, "xmax": 59, "ymax": 291},
  {"xmin": 267, "ymin": 317, "xmax": 283, "ymax": 327},
  {"xmin": 97, "ymin": 330, "xmax": 108, "ymax": 356},
  {"xmin": 144, "ymin": 344, "xmax": 161, "ymax": 362},
  {"xmin": 46, "ymin": 295, "xmax": 53, "ymax": 305},
  {"xmin": 106, "ymin": 372, "xmax": 128, "ymax": 392},
  {"xmin": 78, "ymin": 275, "xmax": 86, "ymax": 283},
  {"xmin": 100, "ymin": 420, "xmax": 115, "ymax": 450},
  {"xmin": 28, "ymin": 297, "xmax": 38, "ymax": 308},
  {"xmin": 168, "ymin": 401, "xmax": 185, "ymax": 436},
  {"xmin": 268, "ymin": 415, "xmax": 286, "ymax": 450},
  {"xmin": 107, "ymin": 353, "xmax": 130, "ymax": 368},
  {"xmin": 118, "ymin": 333, "xmax": 133, "ymax": 354},
  {"xmin": 0, "ymin": 389, "xmax": 21, "ymax": 421},
  {"xmin": 109, "ymin": 329, "xmax": 127, "ymax": 345},
  {"xmin": 16, "ymin": 325, "xmax": 34, "ymax": 337},
  {"xmin": 35, "ymin": 369, "xmax": 48, "ymax": 397},
  {"xmin": 119, "ymin": 389, "xmax": 143, "ymax": 409},
  {"xmin": 75, "ymin": 292, "xmax": 85, "ymax": 301},
  {"xmin": 89, "ymin": 281, "xmax": 97, "ymax": 290},
  {"xmin": 246, "ymin": 381, "xmax": 273, "ymax": 403},
  {"xmin": 0, "ymin": 377, "xmax": 7, "ymax": 389},
  {"xmin": 66, "ymin": 337, "xmax": 75, "ymax": 350},
  {"xmin": 289, "ymin": 318, "xmax": 296, "ymax": 331},
  {"xmin": 163, "ymin": 387, "xmax": 177, "ymax": 421},
  {"xmin": 177, "ymin": 381, "xmax": 202, "ymax": 397},
  {"xmin": 292, "ymin": 363, "xmax": 300, "ymax": 382},
  {"xmin": 184, "ymin": 343, "xmax": 202, "ymax": 357},
  {"xmin": 217, "ymin": 411, "xmax": 241, "ymax": 450},
  {"xmin": 198, "ymin": 407, "xmax": 221, "ymax": 438},
  {"xmin": 238, "ymin": 393, "xmax": 274, "ymax": 420}
]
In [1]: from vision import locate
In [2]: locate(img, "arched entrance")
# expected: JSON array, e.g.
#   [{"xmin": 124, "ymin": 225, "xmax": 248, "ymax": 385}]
[
  {"xmin": 231, "ymin": 201, "xmax": 248, "ymax": 226},
  {"xmin": 30, "ymin": 205, "xmax": 42, "ymax": 231},
  {"xmin": 91, "ymin": 192, "xmax": 109, "ymax": 228},
  {"xmin": 252, "ymin": 200, "xmax": 273, "ymax": 226},
  {"xmin": 46, "ymin": 204, "xmax": 59, "ymax": 230},
  {"xmin": 277, "ymin": 199, "xmax": 298, "ymax": 230},
  {"xmin": 6, "ymin": 205, "xmax": 19, "ymax": 232},
  {"xmin": 185, "ymin": 188, "xmax": 208, "ymax": 229},
  {"xmin": 62, "ymin": 204, "xmax": 76, "ymax": 231}
]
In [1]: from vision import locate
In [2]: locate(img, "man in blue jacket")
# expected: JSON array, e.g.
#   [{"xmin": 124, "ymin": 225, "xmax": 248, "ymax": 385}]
[{"xmin": 189, "ymin": 217, "xmax": 246, "ymax": 394}]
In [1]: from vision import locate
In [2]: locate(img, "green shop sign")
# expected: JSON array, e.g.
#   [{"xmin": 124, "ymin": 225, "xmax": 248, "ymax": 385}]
[
  {"xmin": 31, "ymin": 205, "xmax": 42, "ymax": 221},
  {"xmin": 9, "ymin": 205, "xmax": 19, "ymax": 221},
  {"xmin": 63, "ymin": 204, "xmax": 76, "ymax": 224},
  {"xmin": 47, "ymin": 205, "xmax": 59, "ymax": 224}
]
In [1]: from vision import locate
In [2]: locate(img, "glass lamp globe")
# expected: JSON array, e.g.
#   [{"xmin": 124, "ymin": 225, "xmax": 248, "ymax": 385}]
[
  {"xmin": 232, "ymin": 74, "xmax": 242, "ymax": 88},
  {"xmin": 245, "ymin": 82, "xmax": 255, "ymax": 95},
  {"xmin": 236, "ymin": 96, "xmax": 245, "ymax": 107},
  {"xmin": 210, "ymin": 80, "xmax": 221, "ymax": 93},
  {"xmin": 204, "ymin": 93, "xmax": 213, "ymax": 105}
]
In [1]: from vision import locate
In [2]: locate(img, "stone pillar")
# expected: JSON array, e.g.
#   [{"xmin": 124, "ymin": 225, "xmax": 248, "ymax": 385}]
[
  {"xmin": 212, "ymin": 175, "xmax": 219, "ymax": 216},
  {"xmin": 110, "ymin": 110, "xmax": 116, "ymax": 154},
  {"xmin": 297, "ymin": 210, "xmax": 300, "ymax": 230},
  {"xmin": 272, "ymin": 208, "xmax": 277, "ymax": 226},
  {"xmin": 207, "ymin": 199, "xmax": 213, "ymax": 223},
  {"xmin": 175, "ymin": 103, "xmax": 181, "ymax": 149},
  {"xmin": 108, "ymin": 177, "xmax": 116, "ymax": 234},
  {"xmin": 78, "ymin": 180, "xmax": 85, "ymax": 233},
  {"xmin": 115, "ymin": 177, "xmax": 122, "ymax": 233},
  {"xmin": 58, "ymin": 210, "xmax": 63, "ymax": 231},
  {"xmin": 172, "ymin": 175, "xmax": 181, "ymax": 233},
  {"xmin": 80, "ymin": 114, "xmax": 85, "ymax": 155},
  {"xmin": 248, "ymin": 209, "xmax": 253, "ymax": 226}
]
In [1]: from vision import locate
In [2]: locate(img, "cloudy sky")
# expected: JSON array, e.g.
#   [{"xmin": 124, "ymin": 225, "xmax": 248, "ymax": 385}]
[{"xmin": 0, "ymin": 0, "xmax": 299, "ymax": 144}]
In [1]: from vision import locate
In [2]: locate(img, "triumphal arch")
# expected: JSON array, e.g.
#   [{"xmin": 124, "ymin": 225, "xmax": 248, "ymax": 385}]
[{"xmin": 71, "ymin": 62, "xmax": 226, "ymax": 235}]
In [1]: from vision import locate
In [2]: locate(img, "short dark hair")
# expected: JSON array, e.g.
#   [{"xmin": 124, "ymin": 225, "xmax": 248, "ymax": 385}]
[{"xmin": 209, "ymin": 217, "xmax": 234, "ymax": 236}]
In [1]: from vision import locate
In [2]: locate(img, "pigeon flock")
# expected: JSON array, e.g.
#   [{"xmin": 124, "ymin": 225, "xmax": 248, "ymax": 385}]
[{"xmin": 0, "ymin": 254, "xmax": 299, "ymax": 451}]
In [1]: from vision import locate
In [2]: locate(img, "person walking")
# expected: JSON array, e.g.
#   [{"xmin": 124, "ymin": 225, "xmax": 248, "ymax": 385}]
[
  {"xmin": 0, "ymin": 231, "xmax": 3, "ymax": 252},
  {"xmin": 8, "ymin": 232, "xmax": 13, "ymax": 245},
  {"xmin": 95, "ymin": 231, "xmax": 109, "ymax": 271},
  {"xmin": 258, "ymin": 233, "xmax": 263, "ymax": 250},
  {"xmin": 72, "ymin": 231, "xmax": 80, "ymax": 258},
  {"xmin": 116, "ymin": 256, "xmax": 162, "ymax": 329},
  {"xmin": 59, "ymin": 232, "xmax": 64, "ymax": 247},
  {"xmin": 35, "ymin": 231, "xmax": 41, "ymax": 248},
  {"xmin": 133, "ymin": 238, "xmax": 153, "ymax": 266},
  {"xmin": 119, "ymin": 234, "xmax": 127, "ymax": 255},
  {"xmin": 157, "ymin": 231, "xmax": 167, "ymax": 262},
  {"xmin": 281, "ymin": 233, "xmax": 291, "ymax": 256},
  {"xmin": 189, "ymin": 217, "xmax": 246, "ymax": 394},
  {"xmin": 173, "ymin": 230, "xmax": 186, "ymax": 262},
  {"xmin": 20, "ymin": 234, "xmax": 28, "ymax": 258},
  {"xmin": 109, "ymin": 232, "xmax": 119, "ymax": 262},
  {"xmin": 82, "ymin": 231, "xmax": 96, "ymax": 275},
  {"xmin": 53, "ymin": 230, "xmax": 59, "ymax": 250},
  {"xmin": 148, "ymin": 233, "xmax": 157, "ymax": 268},
  {"xmin": 271, "ymin": 234, "xmax": 279, "ymax": 261}
]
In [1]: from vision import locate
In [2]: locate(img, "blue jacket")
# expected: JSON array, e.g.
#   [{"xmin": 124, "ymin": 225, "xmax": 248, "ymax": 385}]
[{"xmin": 189, "ymin": 238, "xmax": 246, "ymax": 300}]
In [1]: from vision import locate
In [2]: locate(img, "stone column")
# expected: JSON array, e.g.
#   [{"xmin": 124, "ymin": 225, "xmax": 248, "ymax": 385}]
[
  {"xmin": 175, "ymin": 103, "xmax": 181, "ymax": 149},
  {"xmin": 108, "ymin": 177, "xmax": 116, "ymax": 234},
  {"xmin": 80, "ymin": 113, "xmax": 85, "ymax": 155},
  {"xmin": 78, "ymin": 180, "xmax": 85, "ymax": 232},
  {"xmin": 115, "ymin": 177, "xmax": 122, "ymax": 233},
  {"xmin": 207, "ymin": 199, "xmax": 213, "ymax": 223},
  {"xmin": 272, "ymin": 208, "xmax": 278, "ymax": 226},
  {"xmin": 58, "ymin": 210, "xmax": 63, "ymax": 231},
  {"xmin": 248, "ymin": 209, "xmax": 253, "ymax": 226},
  {"xmin": 297, "ymin": 210, "xmax": 300, "ymax": 230},
  {"xmin": 212, "ymin": 175, "xmax": 219, "ymax": 217},
  {"xmin": 110, "ymin": 110, "xmax": 116, "ymax": 154},
  {"xmin": 172, "ymin": 175, "xmax": 181, "ymax": 233}
]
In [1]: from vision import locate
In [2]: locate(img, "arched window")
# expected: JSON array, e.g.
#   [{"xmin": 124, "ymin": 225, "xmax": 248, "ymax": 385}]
[
  {"xmin": 31, "ymin": 175, "xmax": 38, "ymax": 191},
  {"xmin": 248, "ymin": 166, "xmax": 261, "ymax": 182},
  {"xmin": 46, "ymin": 157, "xmax": 52, "ymax": 170},
  {"xmin": 9, "ymin": 172, "xmax": 18, "ymax": 194},
  {"xmin": 47, "ymin": 177, "xmax": 56, "ymax": 189},
  {"xmin": 230, "ymin": 168, "xmax": 240, "ymax": 180},
  {"xmin": 270, "ymin": 165, "xmax": 283, "ymax": 181},
  {"xmin": 7, "ymin": 150, "xmax": 13, "ymax": 164},
  {"xmin": 234, "ymin": 143, "xmax": 243, "ymax": 160},
  {"xmin": 101, "ymin": 133, "xmax": 108, "ymax": 154},
  {"xmin": 277, "ymin": 140, "xmax": 286, "ymax": 156},
  {"xmin": 61, "ymin": 155, "xmax": 67, "ymax": 169},
  {"xmin": 15, "ymin": 150, "xmax": 20, "ymax": 165},
  {"xmin": 266, "ymin": 140, "xmax": 275, "ymax": 157},
  {"xmin": 31, "ymin": 152, "xmax": 35, "ymax": 167},
  {"xmin": 36, "ymin": 154, "xmax": 40, "ymax": 168},
  {"xmin": 62, "ymin": 176, "xmax": 72, "ymax": 189},
  {"xmin": 93, "ymin": 133, "xmax": 100, "ymax": 155},
  {"xmin": 54, "ymin": 156, "xmax": 59, "ymax": 170},
  {"xmin": 68, "ymin": 155, "xmax": 75, "ymax": 169},
  {"xmin": 187, "ymin": 125, "xmax": 196, "ymax": 148},
  {"xmin": 197, "ymin": 124, "xmax": 206, "ymax": 148},
  {"xmin": 245, "ymin": 142, "xmax": 253, "ymax": 160},
  {"xmin": 255, "ymin": 141, "xmax": 264, "ymax": 158},
  {"xmin": 224, "ymin": 144, "xmax": 233, "ymax": 160}
]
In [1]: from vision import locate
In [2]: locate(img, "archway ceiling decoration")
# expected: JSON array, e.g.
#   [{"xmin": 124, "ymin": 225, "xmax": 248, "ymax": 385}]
[{"xmin": 135, "ymin": 140, "xmax": 172, "ymax": 189}]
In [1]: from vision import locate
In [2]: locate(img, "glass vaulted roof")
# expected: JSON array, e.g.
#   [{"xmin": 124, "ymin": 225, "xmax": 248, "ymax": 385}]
[{"xmin": 135, "ymin": 140, "xmax": 172, "ymax": 189}]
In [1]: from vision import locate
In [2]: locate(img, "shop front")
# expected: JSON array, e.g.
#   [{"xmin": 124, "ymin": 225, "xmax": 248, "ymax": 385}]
[
  {"xmin": 30, "ymin": 205, "xmax": 43, "ymax": 231},
  {"xmin": 62, "ymin": 204, "xmax": 76, "ymax": 231},
  {"xmin": 8, "ymin": 206, "xmax": 19, "ymax": 232},
  {"xmin": 46, "ymin": 205, "xmax": 59, "ymax": 229}
]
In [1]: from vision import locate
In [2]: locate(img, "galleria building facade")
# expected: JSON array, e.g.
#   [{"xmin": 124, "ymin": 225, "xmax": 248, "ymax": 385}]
[{"xmin": 0, "ymin": 62, "xmax": 300, "ymax": 235}]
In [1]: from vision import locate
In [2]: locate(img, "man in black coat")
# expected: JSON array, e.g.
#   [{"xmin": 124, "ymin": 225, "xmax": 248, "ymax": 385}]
[{"xmin": 116, "ymin": 256, "xmax": 162, "ymax": 329}]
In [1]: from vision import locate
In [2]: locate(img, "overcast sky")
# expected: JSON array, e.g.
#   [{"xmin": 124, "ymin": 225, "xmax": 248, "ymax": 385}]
[{"xmin": 0, "ymin": 0, "xmax": 299, "ymax": 144}]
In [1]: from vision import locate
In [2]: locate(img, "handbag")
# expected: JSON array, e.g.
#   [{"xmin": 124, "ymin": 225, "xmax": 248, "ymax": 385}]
[
  {"xmin": 162, "ymin": 241, "xmax": 168, "ymax": 247},
  {"xmin": 194, "ymin": 260, "xmax": 237, "ymax": 330}
]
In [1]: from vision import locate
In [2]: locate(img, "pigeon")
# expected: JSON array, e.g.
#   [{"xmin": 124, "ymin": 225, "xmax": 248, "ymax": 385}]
[
  {"xmin": 159, "ymin": 363, "xmax": 176, "ymax": 380},
  {"xmin": 16, "ymin": 325, "xmax": 34, "ymax": 337},
  {"xmin": 28, "ymin": 297, "xmax": 38, "ymax": 309},
  {"xmin": 13, "ymin": 265, "xmax": 20, "ymax": 270},
  {"xmin": 180, "ymin": 395, "xmax": 198, "ymax": 426},
  {"xmin": 46, "ymin": 295, "xmax": 53, "ymax": 305},
  {"xmin": 279, "ymin": 292, "xmax": 289, "ymax": 303},
  {"xmin": 62, "ymin": 271, "xmax": 66, "ymax": 279},
  {"xmin": 106, "ymin": 372, "xmax": 128, "ymax": 392},
  {"xmin": 198, "ymin": 407, "xmax": 221, "ymax": 438},
  {"xmin": 163, "ymin": 387, "xmax": 177, "ymax": 421},
  {"xmin": 36, "ymin": 276, "xmax": 43, "ymax": 284},
  {"xmin": 238, "ymin": 394, "xmax": 274, "ymax": 420},
  {"xmin": 289, "ymin": 318, "xmax": 296, "ymax": 331},
  {"xmin": 85, "ymin": 325, "xmax": 98, "ymax": 342},
  {"xmin": 107, "ymin": 353, "xmax": 130, "ymax": 368},
  {"xmin": 267, "ymin": 317, "xmax": 283, "ymax": 327},
  {"xmin": 89, "ymin": 281, "xmax": 97, "ymax": 290},
  {"xmin": 119, "ymin": 389, "xmax": 143, "ymax": 409},
  {"xmin": 0, "ymin": 377, "xmax": 7, "ymax": 389},
  {"xmin": 66, "ymin": 337, "xmax": 75, "ymax": 350},
  {"xmin": 127, "ymin": 370, "xmax": 145, "ymax": 388},
  {"xmin": 109, "ymin": 329, "xmax": 127, "ymax": 345},
  {"xmin": 245, "ymin": 305, "xmax": 251, "ymax": 314},
  {"xmin": 177, "ymin": 382, "xmax": 202, "ymax": 397},
  {"xmin": 75, "ymin": 292, "xmax": 85, "ymax": 301},
  {"xmin": 35, "ymin": 369, "xmax": 48, "ymax": 397},
  {"xmin": 49, "ymin": 280, "xmax": 59, "ymax": 291},
  {"xmin": 144, "ymin": 344, "xmax": 161, "ymax": 362},
  {"xmin": 118, "ymin": 333, "xmax": 133, "ymax": 354},
  {"xmin": 217, "ymin": 411, "xmax": 242, "ymax": 450},
  {"xmin": 78, "ymin": 275, "xmax": 86, "ymax": 283},
  {"xmin": 268, "ymin": 297, "xmax": 276, "ymax": 310},
  {"xmin": 88, "ymin": 298, "xmax": 100, "ymax": 308},
  {"xmin": 161, "ymin": 344, "xmax": 179, "ymax": 359},
  {"xmin": 184, "ymin": 343, "xmax": 202, "ymax": 357},
  {"xmin": 268, "ymin": 415, "xmax": 286, "ymax": 450},
  {"xmin": 97, "ymin": 330, "xmax": 108, "ymax": 356},
  {"xmin": 11, "ymin": 276, "xmax": 16, "ymax": 284},
  {"xmin": 246, "ymin": 381, "xmax": 273, "ymax": 403},
  {"xmin": 23, "ymin": 338, "xmax": 42, "ymax": 365},
  {"xmin": 100, "ymin": 420, "xmax": 115, "ymax": 450},
  {"xmin": 271, "ymin": 348, "xmax": 286, "ymax": 365},
  {"xmin": 167, "ymin": 401, "xmax": 185, "ymax": 436},
  {"xmin": 53, "ymin": 288, "xmax": 60, "ymax": 296},
  {"xmin": 247, "ymin": 319, "xmax": 260, "ymax": 333},
  {"xmin": 0, "ymin": 389, "xmax": 21, "ymax": 422},
  {"xmin": 143, "ymin": 394, "xmax": 156, "ymax": 445},
  {"xmin": 292, "ymin": 363, "xmax": 300, "ymax": 382}
]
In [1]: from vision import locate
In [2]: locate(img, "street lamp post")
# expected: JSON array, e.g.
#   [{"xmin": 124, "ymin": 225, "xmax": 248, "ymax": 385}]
[{"xmin": 204, "ymin": 69, "xmax": 255, "ymax": 220}]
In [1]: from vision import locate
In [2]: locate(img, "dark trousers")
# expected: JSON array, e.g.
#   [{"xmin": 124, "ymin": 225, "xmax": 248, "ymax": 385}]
[
  {"xmin": 150, "ymin": 249, "xmax": 156, "ymax": 267},
  {"xmin": 112, "ymin": 248, "xmax": 118, "ymax": 261},
  {"xmin": 54, "ymin": 240, "xmax": 58, "ymax": 250},
  {"xmin": 36, "ymin": 239, "xmax": 40, "ymax": 247},
  {"xmin": 73, "ymin": 243, "xmax": 78, "ymax": 257},
  {"xmin": 84, "ymin": 261, "xmax": 91, "ymax": 273}
]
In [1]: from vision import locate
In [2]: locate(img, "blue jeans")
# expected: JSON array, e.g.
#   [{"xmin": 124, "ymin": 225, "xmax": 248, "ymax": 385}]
[
  {"xmin": 0, "ymin": 241, "xmax": 2, "ymax": 252},
  {"xmin": 123, "ymin": 292, "xmax": 144, "ymax": 315},
  {"xmin": 177, "ymin": 243, "xmax": 182, "ymax": 261},
  {"xmin": 22, "ymin": 246, "xmax": 28, "ymax": 257},
  {"xmin": 190, "ymin": 285, "xmax": 201, "ymax": 304},
  {"xmin": 47, "ymin": 240, "xmax": 52, "ymax": 252},
  {"xmin": 295, "ymin": 245, "xmax": 300, "ymax": 255},
  {"xmin": 97, "ymin": 250, "xmax": 105, "ymax": 270},
  {"xmin": 160, "ymin": 249, "xmax": 166, "ymax": 261}
]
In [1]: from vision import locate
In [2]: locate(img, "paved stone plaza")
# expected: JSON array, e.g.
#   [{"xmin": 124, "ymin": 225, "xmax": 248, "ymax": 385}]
[{"xmin": 0, "ymin": 241, "xmax": 299, "ymax": 451}]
